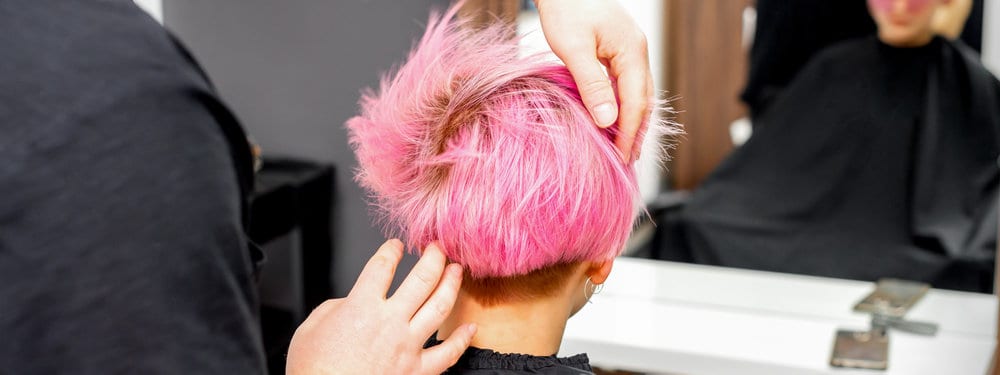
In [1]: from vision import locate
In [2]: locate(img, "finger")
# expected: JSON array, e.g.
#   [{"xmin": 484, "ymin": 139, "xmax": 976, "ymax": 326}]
[
  {"xmin": 631, "ymin": 80, "xmax": 655, "ymax": 163},
  {"xmin": 391, "ymin": 242, "xmax": 449, "ymax": 316},
  {"xmin": 409, "ymin": 263, "xmax": 463, "ymax": 336},
  {"xmin": 348, "ymin": 239, "xmax": 405, "ymax": 299},
  {"xmin": 611, "ymin": 54, "xmax": 652, "ymax": 162},
  {"xmin": 560, "ymin": 52, "xmax": 619, "ymax": 128},
  {"xmin": 419, "ymin": 323, "xmax": 477, "ymax": 375}
]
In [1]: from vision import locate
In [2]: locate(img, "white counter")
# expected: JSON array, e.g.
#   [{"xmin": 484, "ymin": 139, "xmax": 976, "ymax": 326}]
[{"xmin": 560, "ymin": 257, "xmax": 997, "ymax": 375}]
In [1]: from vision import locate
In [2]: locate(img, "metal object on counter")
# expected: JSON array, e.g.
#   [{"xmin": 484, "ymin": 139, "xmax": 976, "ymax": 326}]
[
  {"xmin": 830, "ymin": 278, "xmax": 939, "ymax": 371},
  {"xmin": 854, "ymin": 278, "xmax": 930, "ymax": 318},
  {"xmin": 871, "ymin": 313, "xmax": 939, "ymax": 336},
  {"xmin": 831, "ymin": 329, "xmax": 889, "ymax": 370}
]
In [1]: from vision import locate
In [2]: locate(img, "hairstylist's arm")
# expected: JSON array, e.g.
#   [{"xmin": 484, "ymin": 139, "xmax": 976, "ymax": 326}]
[
  {"xmin": 535, "ymin": 0, "xmax": 653, "ymax": 162},
  {"xmin": 286, "ymin": 240, "xmax": 476, "ymax": 375}
]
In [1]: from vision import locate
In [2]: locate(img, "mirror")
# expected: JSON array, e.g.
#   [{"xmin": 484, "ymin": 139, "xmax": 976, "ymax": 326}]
[
  {"xmin": 524, "ymin": 0, "xmax": 998, "ymax": 296},
  {"xmin": 519, "ymin": 2, "xmax": 999, "ymax": 373}
]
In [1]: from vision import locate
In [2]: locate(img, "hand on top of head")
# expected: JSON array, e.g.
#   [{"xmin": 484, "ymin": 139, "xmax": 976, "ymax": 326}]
[
  {"xmin": 534, "ymin": 0, "xmax": 656, "ymax": 163},
  {"xmin": 346, "ymin": 2, "xmax": 678, "ymax": 280}
]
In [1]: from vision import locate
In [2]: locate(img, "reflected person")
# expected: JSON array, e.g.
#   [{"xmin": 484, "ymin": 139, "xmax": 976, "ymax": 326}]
[
  {"xmin": 676, "ymin": 0, "xmax": 999, "ymax": 292},
  {"xmin": 742, "ymin": 0, "xmax": 981, "ymax": 121}
]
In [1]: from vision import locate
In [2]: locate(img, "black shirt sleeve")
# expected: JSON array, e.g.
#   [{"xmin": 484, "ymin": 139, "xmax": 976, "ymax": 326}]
[{"xmin": 0, "ymin": 1, "xmax": 265, "ymax": 373}]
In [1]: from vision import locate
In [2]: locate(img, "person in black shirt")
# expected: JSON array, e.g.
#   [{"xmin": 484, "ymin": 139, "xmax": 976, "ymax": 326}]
[{"xmin": 0, "ymin": 0, "xmax": 265, "ymax": 372}]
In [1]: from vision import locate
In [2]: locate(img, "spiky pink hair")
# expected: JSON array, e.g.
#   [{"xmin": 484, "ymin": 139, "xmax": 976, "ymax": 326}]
[{"xmin": 347, "ymin": 4, "xmax": 669, "ymax": 278}]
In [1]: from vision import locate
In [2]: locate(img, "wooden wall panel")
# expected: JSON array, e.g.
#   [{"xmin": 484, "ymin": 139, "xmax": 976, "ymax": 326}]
[
  {"xmin": 459, "ymin": 0, "xmax": 521, "ymax": 27},
  {"xmin": 664, "ymin": 0, "xmax": 750, "ymax": 190}
]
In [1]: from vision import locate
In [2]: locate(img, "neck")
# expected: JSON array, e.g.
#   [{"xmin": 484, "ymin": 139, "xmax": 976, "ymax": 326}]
[
  {"xmin": 438, "ymin": 289, "xmax": 574, "ymax": 356},
  {"xmin": 879, "ymin": 31, "xmax": 936, "ymax": 48}
]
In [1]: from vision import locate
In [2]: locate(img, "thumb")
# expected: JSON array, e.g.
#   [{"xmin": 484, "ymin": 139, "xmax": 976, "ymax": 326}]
[{"xmin": 563, "ymin": 56, "xmax": 618, "ymax": 128}]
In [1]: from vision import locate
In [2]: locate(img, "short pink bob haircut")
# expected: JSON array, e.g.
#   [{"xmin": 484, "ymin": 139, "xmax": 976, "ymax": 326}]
[{"xmin": 347, "ymin": 4, "xmax": 671, "ymax": 279}]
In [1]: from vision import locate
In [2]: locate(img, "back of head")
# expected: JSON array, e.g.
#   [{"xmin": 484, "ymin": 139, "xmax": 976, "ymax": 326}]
[{"xmin": 347, "ymin": 4, "xmax": 670, "ymax": 303}]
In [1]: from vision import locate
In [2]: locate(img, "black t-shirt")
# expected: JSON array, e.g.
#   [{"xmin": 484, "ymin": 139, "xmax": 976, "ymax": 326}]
[{"xmin": 0, "ymin": 1, "xmax": 265, "ymax": 373}]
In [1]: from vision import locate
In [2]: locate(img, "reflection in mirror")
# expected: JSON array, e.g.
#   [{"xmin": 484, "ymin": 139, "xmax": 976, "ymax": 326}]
[{"xmin": 636, "ymin": 0, "xmax": 998, "ymax": 295}]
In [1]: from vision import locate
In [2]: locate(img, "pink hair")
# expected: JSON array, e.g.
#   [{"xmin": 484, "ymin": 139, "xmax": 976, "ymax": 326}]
[{"xmin": 347, "ymin": 4, "xmax": 673, "ymax": 278}]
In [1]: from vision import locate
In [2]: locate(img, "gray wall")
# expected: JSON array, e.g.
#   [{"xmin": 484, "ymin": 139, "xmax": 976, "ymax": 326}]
[{"xmin": 165, "ymin": 0, "xmax": 448, "ymax": 296}]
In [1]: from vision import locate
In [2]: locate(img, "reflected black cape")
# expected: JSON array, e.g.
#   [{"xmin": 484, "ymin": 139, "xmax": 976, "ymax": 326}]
[{"xmin": 681, "ymin": 36, "xmax": 1000, "ymax": 292}]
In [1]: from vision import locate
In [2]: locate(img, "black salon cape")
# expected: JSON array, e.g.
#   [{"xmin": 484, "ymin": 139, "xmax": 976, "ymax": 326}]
[
  {"xmin": 680, "ymin": 36, "xmax": 1000, "ymax": 293},
  {"xmin": 425, "ymin": 338, "xmax": 594, "ymax": 375}
]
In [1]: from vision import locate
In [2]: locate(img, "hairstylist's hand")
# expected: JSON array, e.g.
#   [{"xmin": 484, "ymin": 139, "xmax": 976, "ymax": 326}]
[
  {"xmin": 535, "ymin": 0, "xmax": 653, "ymax": 163},
  {"xmin": 286, "ymin": 240, "xmax": 475, "ymax": 375}
]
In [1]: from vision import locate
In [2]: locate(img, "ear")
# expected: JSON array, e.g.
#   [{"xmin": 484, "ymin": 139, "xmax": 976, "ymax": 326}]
[{"xmin": 586, "ymin": 259, "xmax": 614, "ymax": 284}]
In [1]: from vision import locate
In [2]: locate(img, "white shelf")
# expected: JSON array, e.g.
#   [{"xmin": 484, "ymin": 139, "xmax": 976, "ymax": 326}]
[{"xmin": 561, "ymin": 257, "xmax": 997, "ymax": 375}]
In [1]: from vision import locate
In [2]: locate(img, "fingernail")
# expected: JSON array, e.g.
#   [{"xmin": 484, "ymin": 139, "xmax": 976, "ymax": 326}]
[
  {"xmin": 425, "ymin": 241, "xmax": 441, "ymax": 251},
  {"xmin": 449, "ymin": 263, "xmax": 464, "ymax": 278},
  {"xmin": 467, "ymin": 323, "xmax": 478, "ymax": 334},
  {"xmin": 383, "ymin": 238, "xmax": 404, "ymax": 251},
  {"xmin": 592, "ymin": 103, "xmax": 617, "ymax": 127}
]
